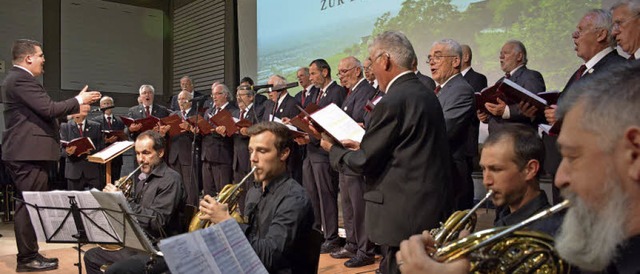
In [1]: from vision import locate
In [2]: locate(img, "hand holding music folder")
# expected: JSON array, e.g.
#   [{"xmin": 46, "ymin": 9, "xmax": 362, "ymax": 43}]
[
  {"xmin": 289, "ymin": 103, "xmax": 321, "ymax": 139},
  {"xmin": 499, "ymin": 79, "xmax": 549, "ymax": 114},
  {"xmin": 475, "ymin": 84, "xmax": 505, "ymax": 113},
  {"xmin": 102, "ymin": 130, "xmax": 128, "ymax": 142},
  {"xmin": 159, "ymin": 114, "xmax": 186, "ymax": 137},
  {"xmin": 120, "ymin": 115, "xmax": 160, "ymax": 133},
  {"xmin": 187, "ymin": 114, "xmax": 213, "ymax": 135},
  {"xmin": 209, "ymin": 109, "xmax": 238, "ymax": 137},
  {"xmin": 61, "ymin": 137, "xmax": 96, "ymax": 157}
]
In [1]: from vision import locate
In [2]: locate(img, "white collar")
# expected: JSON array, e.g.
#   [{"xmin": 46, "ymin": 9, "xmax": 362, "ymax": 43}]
[
  {"xmin": 13, "ymin": 65, "xmax": 34, "ymax": 76},
  {"xmin": 385, "ymin": 71, "xmax": 413, "ymax": 93}
]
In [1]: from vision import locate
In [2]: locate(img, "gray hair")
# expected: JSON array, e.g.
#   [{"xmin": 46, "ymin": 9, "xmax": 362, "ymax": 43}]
[
  {"xmin": 215, "ymin": 83, "xmax": 233, "ymax": 101},
  {"xmin": 344, "ymin": 56, "xmax": 364, "ymax": 78},
  {"xmin": 297, "ymin": 67, "xmax": 309, "ymax": 75},
  {"xmin": 139, "ymin": 84, "xmax": 155, "ymax": 94},
  {"xmin": 611, "ymin": 0, "xmax": 640, "ymax": 15},
  {"xmin": 557, "ymin": 62, "xmax": 640, "ymax": 152},
  {"xmin": 432, "ymin": 39, "xmax": 463, "ymax": 59},
  {"xmin": 505, "ymin": 40, "xmax": 528, "ymax": 65},
  {"xmin": 368, "ymin": 30, "xmax": 417, "ymax": 70},
  {"xmin": 269, "ymin": 74, "xmax": 288, "ymax": 89},
  {"xmin": 100, "ymin": 96, "xmax": 114, "ymax": 104},
  {"xmin": 179, "ymin": 90, "xmax": 194, "ymax": 100},
  {"xmin": 585, "ymin": 9, "xmax": 616, "ymax": 48}
]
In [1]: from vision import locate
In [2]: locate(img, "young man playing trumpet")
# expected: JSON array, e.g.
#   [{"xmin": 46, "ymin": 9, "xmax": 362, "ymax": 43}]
[{"xmin": 199, "ymin": 122, "xmax": 321, "ymax": 273}]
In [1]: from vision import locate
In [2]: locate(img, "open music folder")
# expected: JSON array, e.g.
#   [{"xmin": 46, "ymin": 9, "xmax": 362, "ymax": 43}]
[{"xmin": 159, "ymin": 219, "xmax": 267, "ymax": 274}]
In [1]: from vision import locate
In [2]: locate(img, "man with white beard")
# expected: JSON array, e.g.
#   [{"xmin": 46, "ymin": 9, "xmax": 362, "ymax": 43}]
[{"xmin": 393, "ymin": 62, "xmax": 640, "ymax": 274}]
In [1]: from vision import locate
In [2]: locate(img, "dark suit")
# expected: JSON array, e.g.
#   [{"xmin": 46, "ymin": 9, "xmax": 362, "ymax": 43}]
[
  {"xmin": 416, "ymin": 71, "xmax": 436, "ymax": 91},
  {"xmin": 91, "ymin": 114, "xmax": 125, "ymax": 183},
  {"xmin": 261, "ymin": 93, "xmax": 304, "ymax": 183},
  {"xmin": 231, "ymin": 104, "xmax": 263, "ymax": 214},
  {"xmin": 462, "ymin": 67, "xmax": 487, "ymax": 196},
  {"xmin": 329, "ymin": 72, "xmax": 452, "ymax": 273},
  {"xmin": 201, "ymin": 103, "xmax": 237, "ymax": 196},
  {"xmin": 61, "ymin": 119, "xmax": 103, "ymax": 190},
  {"xmin": 337, "ymin": 79, "xmax": 376, "ymax": 257},
  {"xmin": 294, "ymin": 86, "xmax": 320, "ymax": 109},
  {"xmin": 543, "ymin": 50, "xmax": 625, "ymax": 176},
  {"xmin": 438, "ymin": 74, "xmax": 476, "ymax": 210},
  {"xmin": 1, "ymin": 66, "xmax": 80, "ymax": 262},
  {"xmin": 487, "ymin": 66, "xmax": 546, "ymax": 134},
  {"xmin": 125, "ymin": 103, "xmax": 171, "ymax": 139},
  {"xmin": 303, "ymin": 81, "xmax": 347, "ymax": 244},
  {"xmin": 167, "ymin": 108, "xmax": 200, "ymax": 206}
]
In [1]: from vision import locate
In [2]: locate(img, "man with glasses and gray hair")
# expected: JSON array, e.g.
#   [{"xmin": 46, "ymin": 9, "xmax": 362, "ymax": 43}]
[
  {"xmin": 321, "ymin": 30, "xmax": 452, "ymax": 274},
  {"xmin": 611, "ymin": 0, "xmax": 640, "ymax": 60},
  {"xmin": 428, "ymin": 39, "xmax": 476, "ymax": 211}
]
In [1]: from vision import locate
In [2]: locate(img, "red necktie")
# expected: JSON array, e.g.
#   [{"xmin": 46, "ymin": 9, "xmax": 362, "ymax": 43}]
[
  {"xmin": 505, "ymin": 72, "xmax": 511, "ymax": 79},
  {"xmin": 145, "ymin": 106, "xmax": 151, "ymax": 117},
  {"xmin": 629, "ymin": 55, "xmax": 636, "ymax": 61},
  {"xmin": 240, "ymin": 109, "xmax": 246, "ymax": 119},
  {"xmin": 346, "ymin": 88, "xmax": 351, "ymax": 96},
  {"xmin": 106, "ymin": 117, "xmax": 112, "ymax": 129},
  {"xmin": 574, "ymin": 65, "xmax": 587, "ymax": 81},
  {"xmin": 434, "ymin": 85, "xmax": 441, "ymax": 95},
  {"xmin": 77, "ymin": 123, "xmax": 83, "ymax": 137},
  {"xmin": 301, "ymin": 89, "xmax": 307, "ymax": 106},
  {"xmin": 316, "ymin": 89, "xmax": 324, "ymax": 104}
]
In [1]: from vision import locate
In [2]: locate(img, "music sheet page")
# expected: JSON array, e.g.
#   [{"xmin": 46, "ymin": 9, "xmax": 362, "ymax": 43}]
[{"xmin": 311, "ymin": 103, "xmax": 365, "ymax": 143}]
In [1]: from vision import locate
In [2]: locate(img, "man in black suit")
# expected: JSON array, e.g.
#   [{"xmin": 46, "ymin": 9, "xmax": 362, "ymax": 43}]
[
  {"xmin": 231, "ymin": 85, "xmax": 263, "ymax": 214},
  {"xmin": 542, "ymin": 9, "xmax": 626, "ymax": 198},
  {"xmin": 61, "ymin": 110, "xmax": 103, "ymax": 190},
  {"xmin": 170, "ymin": 76, "xmax": 206, "ymax": 112},
  {"xmin": 611, "ymin": 1, "xmax": 640, "ymax": 61},
  {"xmin": 478, "ymin": 40, "xmax": 546, "ymax": 134},
  {"xmin": 262, "ymin": 75, "xmax": 303, "ymax": 183},
  {"xmin": 91, "ymin": 96, "xmax": 125, "ymax": 182},
  {"xmin": 167, "ymin": 90, "xmax": 200, "ymax": 206},
  {"xmin": 126, "ymin": 84, "xmax": 171, "ymax": 140},
  {"xmin": 330, "ymin": 56, "xmax": 376, "ymax": 267},
  {"xmin": 321, "ymin": 31, "xmax": 452, "ymax": 274},
  {"xmin": 201, "ymin": 83, "xmax": 237, "ymax": 196},
  {"xmin": 294, "ymin": 67, "xmax": 319, "ymax": 108},
  {"xmin": 300, "ymin": 59, "xmax": 347, "ymax": 254},
  {"xmin": 239, "ymin": 76, "xmax": 268, "ymax": 107},
  {"xmin": 429, "ymin": 39, "xmax": 476, "ymax": 210},
  {"xmin": 1, "ymin": 39, "xmax": 101, "ymax": 271},
  {"xmin": 412, "ymin": 57, "xmax": 436, "ymax": 91}
]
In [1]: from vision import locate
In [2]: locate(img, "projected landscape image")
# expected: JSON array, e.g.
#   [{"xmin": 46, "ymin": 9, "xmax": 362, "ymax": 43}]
[{"xmin": 257, "ymin": 0, "xmax": 601, "ymax": 92}]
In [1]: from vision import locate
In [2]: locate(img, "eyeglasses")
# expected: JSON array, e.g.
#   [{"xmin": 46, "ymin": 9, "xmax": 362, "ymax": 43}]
[
  {"xmin": 236, "ymin": 93, "xmax": 251, "ymax": 98},
  {"xmin": 572, "ymin": 27, "xmax": 601, "ymax": 38},
  {"xmin": 426, "ymin": 54, "xmax": 457, "ymax": 64},
  {"xmin": 613, "ymin": 13, "xmax": 640, "ymax": 31},
  {"xmin": 336, "ymin": 66, "xmax": 356, "ymax": 77},
  {"xmin": 366, "ymin": 52, "xmax": 387, "ymax": 70}
]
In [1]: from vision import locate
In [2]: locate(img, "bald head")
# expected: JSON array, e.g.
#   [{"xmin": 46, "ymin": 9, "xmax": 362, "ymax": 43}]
[{"xmin": 461, "ymin": 44, "xmax": 472, "ymax": 70}]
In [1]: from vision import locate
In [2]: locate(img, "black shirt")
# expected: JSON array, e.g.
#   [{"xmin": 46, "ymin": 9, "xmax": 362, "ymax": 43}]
[
  {"xmin": 243, "ymin": 174, "xmax": 319, "ymax": 274},
  {"xmin": 604, "ymin": 234, "xmax": 640, "ymax": 274},
  {"xmin": 495, "ymin": 190, "xmax": 564, "ymax": 236}
]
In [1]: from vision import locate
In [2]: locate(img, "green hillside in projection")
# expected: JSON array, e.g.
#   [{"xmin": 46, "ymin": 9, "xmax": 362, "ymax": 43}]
[{"xmin": 260, "ymin": 0, "xmax": 601, "ymax": 94}]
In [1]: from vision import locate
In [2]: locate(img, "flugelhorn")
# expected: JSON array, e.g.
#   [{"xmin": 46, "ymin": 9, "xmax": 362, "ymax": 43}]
[
  {"xmin": 189, "ymin": 166, "xmax": 257, "ymax": 232},
  {"xmin": 434, "ymin": 200, "xmax": 571, "ymax": 273},
  {"xmin": 430, "ymin": 190, "xmax": 494, "ymax": 247}
]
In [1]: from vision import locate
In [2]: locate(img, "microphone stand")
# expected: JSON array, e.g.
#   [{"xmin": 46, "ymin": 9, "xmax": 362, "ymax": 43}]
[{"xmin": 189, "ymin": 99, "xmax": 201, "ymax": 201}]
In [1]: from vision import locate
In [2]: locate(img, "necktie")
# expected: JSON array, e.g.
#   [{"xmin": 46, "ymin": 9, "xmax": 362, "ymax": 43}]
[
  {"xmin": 216, "ymin": 107, "xmax": 221, "ymax": 115},
  {"xmin": 182, "ymin": 111, "xmax": 187, "ymax": 120},
  {"xmin": 370, "ymin": 81, "xmax": 374, "ymax": 86},
  {"xmin": 240, "ymin": 109, "xmax": 246, "ymax": 120},
  {"xmin": 629, "ymin": 55, "xmax": 636, "ymax": 61},
  {"xmin": 574, "ymin": 64, "xmax": 587, "ymax": 81},
  {"xmin": 77, "ymin": 123, "xmax": 83, "ymax": 137},
  {"xmin": 301, "ymin": 89, "xmax": 307, "ymax": 106},
  {"xmin": 145, "ymin": 105, "xmax": 151, "ymax": 117},
  {"xmin": 106, "ymin": 116, "xmax": 112, "ymax": 129},
  {"xmin": 346, "ymin": 88, "xmax": 351, "ymax": 96},
  {"xmin": 434, "ymin": 85, "xmax": 441, "ymax": 95},
  {"xmin": 316, "ymin": 89, "xmax": 324, "ymax": 104},
  {"xmin": 504, "ymin": 72, "xmax": 511, "ymax": 79}
]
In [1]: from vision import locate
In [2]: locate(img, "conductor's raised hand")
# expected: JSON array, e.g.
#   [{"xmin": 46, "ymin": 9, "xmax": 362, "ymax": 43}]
[{"xmin": 78, "ymin": 85, "xmax": 102, "ymax": 105}]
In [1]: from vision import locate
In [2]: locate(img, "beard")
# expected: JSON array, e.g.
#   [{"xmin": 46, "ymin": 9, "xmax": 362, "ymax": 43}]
[{"xmin": 555, "ymin": 175, "xmax": 628, "ymax": 271}]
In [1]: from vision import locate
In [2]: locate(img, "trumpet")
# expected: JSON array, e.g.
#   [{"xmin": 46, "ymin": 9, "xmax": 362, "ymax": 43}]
[
  {"xmin": 189, "ymin": 166, "xmax": 257, "ymax": 232},
  {"xmin": 434, "ymin": 200, "xmax": 571, "ymax": 273},
  {"xmin": 430, "ymin": 190, "xmax": 494, "ymax": 247},
  {"xmin": 99, "ymin": 165, "xmax": 142, "ymax": 251}
]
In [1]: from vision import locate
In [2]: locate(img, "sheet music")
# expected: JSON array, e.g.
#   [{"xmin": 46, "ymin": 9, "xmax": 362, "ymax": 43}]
[
  {"xmin": 89, "ymin": 140, "xmax": 134, "ymax": 163},
  {"xmin": 311, "ymin": 103, "xmax": 365, "ymax": 142},
  {"xmin": 159, "ymin": 219, "xmax": 267, "ymax": 274},
  {"xmin": 22, "ymin": 190, "xmax": 118, "ymax": 243},
  {"xmin": 91, "ymin": 191, "xmax": 158, "ymax": 253},
  {"xmin": 271, "ymin": 115, "xmax": 298, "ymax": 131}
]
